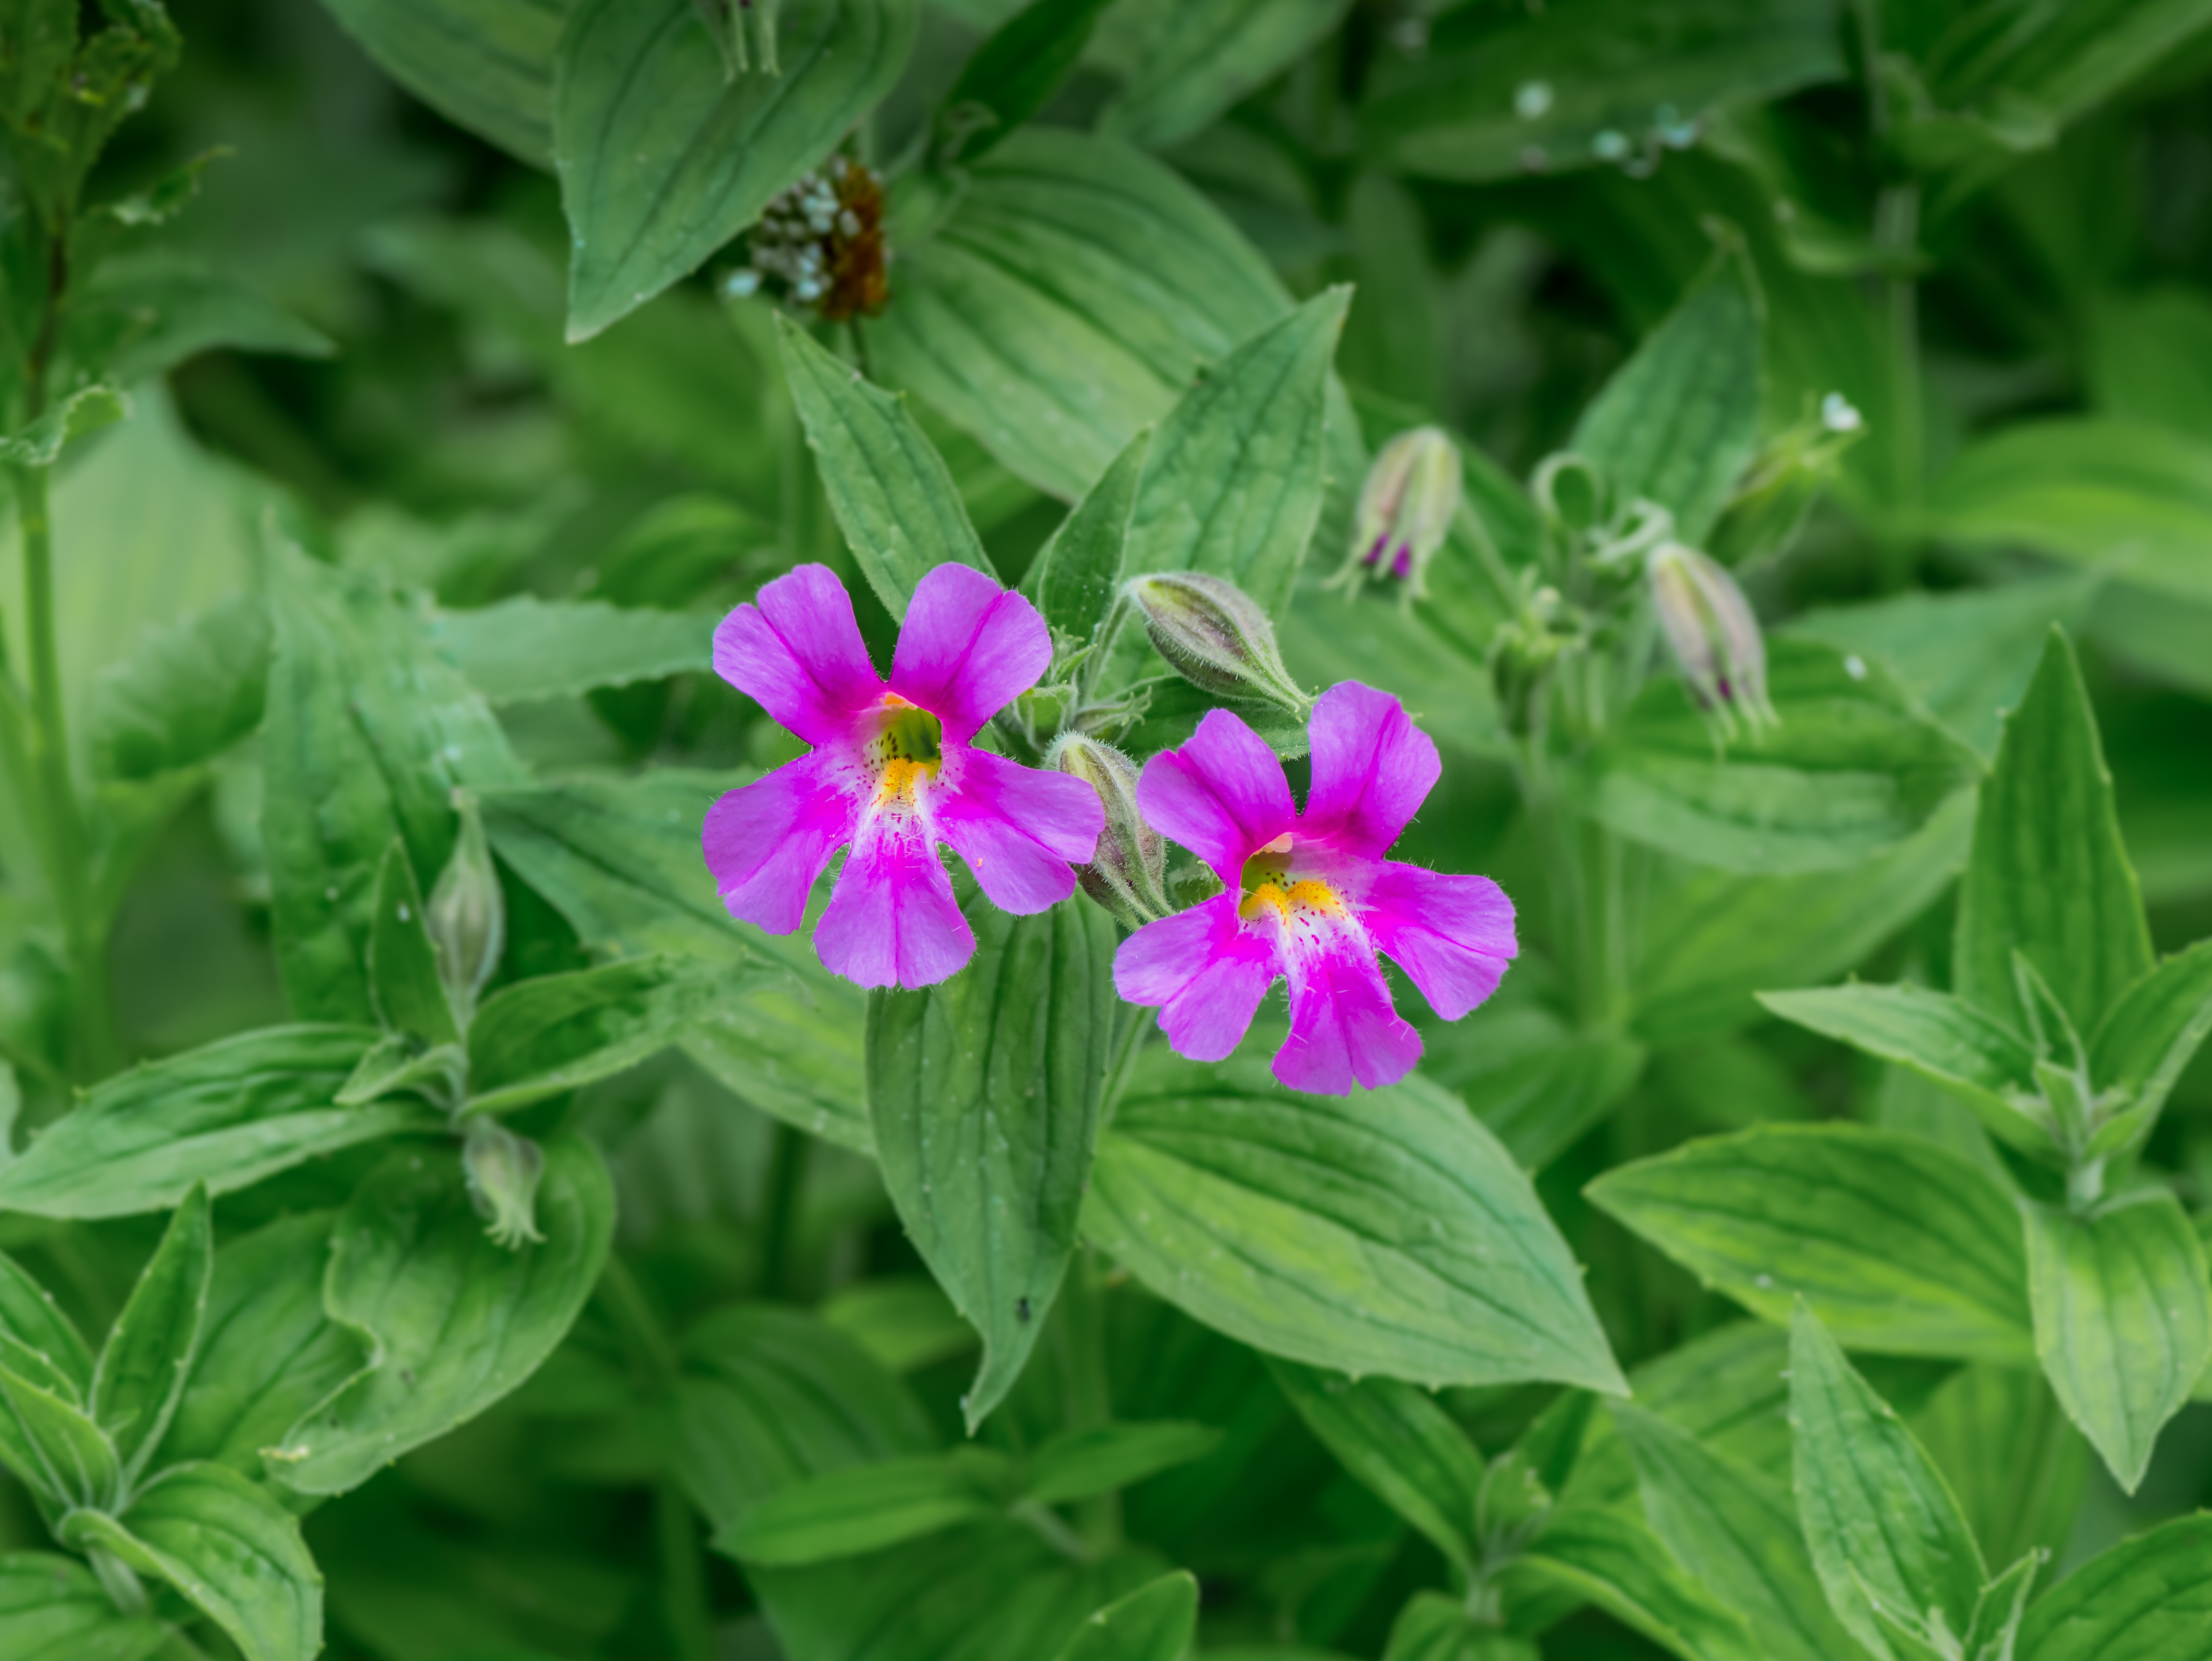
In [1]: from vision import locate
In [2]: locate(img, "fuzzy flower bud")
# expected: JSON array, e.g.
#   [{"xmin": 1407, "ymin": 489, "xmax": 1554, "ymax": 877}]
[
  {"xmin": 1338, "ymin": 426, "xmax": 1462, "ymax": 599},
  {"xmin": 1047, "ymin": 735, "xmax": 1171, "ymax": 928},
  {"xmin": 463, "ymin": 1116, "xmax": 545, "ymax": 1250},
  {"xmin": 1126, "ymin": 572, "xmax": 1309, "ymax": 715},
  {"xmin": 1648, "ymin": 541, "xmax": 1775, "ymax": 736},
  {"xmin": 429, "ymin": 791, "xmax": 504, "ymax": 1027}
]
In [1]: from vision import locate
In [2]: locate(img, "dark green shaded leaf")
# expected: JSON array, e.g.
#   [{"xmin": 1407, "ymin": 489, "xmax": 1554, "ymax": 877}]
[
  {"xmin": 0, "ymin": 1026, "xmax": 411, "ymax": 1220},
  {"xmin": 1083, "ymin": 1052, "xmax": 1625, "ymax": 1393},
  {"xmin": 1099, "ymin": 0, "xmax": 1352, "ymax": 149},
  {"xmin": 2023, "ymin": 1192, "xmax": 2212, "ymax": 1494},
  {"xmin": 93, "ymin": 1184, "xmax": 212, "ymax": 1486},
  {"xmin": 1051, "ymin": 1570, "xmax": 1199, "ymax": 1661},
  {"xmin": 717, "ymin": 1453, "xmax": 1004, "ymax": 1565},
  {"xmin": 1586, "ymin": 1124, "xmax": 2033, "ymax": 1362},
  {"xmin": 0, "ymin": 1552, "xmax": 169, "ymax": 1661},
  {"xmin": 369, "ymin": 841, "xmax": 460, "ymax": 1047},
  {"xmin": 466, "ymin": 953, "xmax": 743, "ymax": 1116},
  {"xmin": 89, "ymin": 593, "xmax": 270, "ymax": 781},
  {"xmin": 1506, "ymin": 1502, "xmax": 1756, "ymax": 1661},
  {"xmin": 866, "ymin": 892, "xmax": 1117, "ymax": 1430},
  {"xmin": 1024, "ymin": 1421, "xmax": 1222, "ymax": 1506},
  {"xmin": 555, "ymin": 0, "xmax": 917, "ymax": 339},
  {"xmin": 1385, "ymin": 1593, "xmax": 1538, "ymax": 1660},
  {"xmin": 269, "ymin": 1137, "xmax": 614, "ymax": 1495},
  {"xmin": 1021, "ymin": 425, "xmax": 1150, "ymax": 647},
  {"xmin": 1954, "ymin": 629, "xmax": 2152, "ymax": 1040},
  {"xmin": 0, "ymin": 1252, "xmax": 93, "ymax": 1397},
  {"xmin": 1788, "ymin": 1306, "xmax": 1985, "ymax": 1660},
  {"xmin": 1909, "ymin": 1364, "xmax": 2085, "ymax": 1574},
  {"xmin": 2016, "ymin": 1513, "xmax": 2212, "ymax": 1661},
  {"xmin": 935, "ymin": 0, "xmax": 1115, "ymax": 166},
  {"xmin": 315, "ymin": 0, "xmax": 565, "ymax": 162},
  {"xmin": 2088, "ymin": 940, "xmax": 2212, "ymax": 1135},
  {"xmin": 0, "ymin": 1360, "xmax": 119, "ymax": 1506},
  {"xmin": 425, "ymin": 595, "xmax": 716, "ymax": 704}
]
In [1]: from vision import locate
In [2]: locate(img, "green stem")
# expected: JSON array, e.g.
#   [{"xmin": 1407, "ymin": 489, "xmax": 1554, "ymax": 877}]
[
  {"xmin": 757, "ymin": 1117, "xmax": 810, "ymax": 1299},
  {"xmin": 655, "ymin": 1480, "xmax": 716, "ymax": 1661},
  {"xmin": 596, "ymin": 1255, "xmax": 681, "ymax": 1390},
  {"xmin": 1054, "ymin": 1250, "xmax": 1120, "ymax": 1554}
]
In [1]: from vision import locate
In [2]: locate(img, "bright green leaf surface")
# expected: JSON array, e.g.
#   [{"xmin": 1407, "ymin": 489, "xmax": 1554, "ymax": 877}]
[
  {"xmin": 315, "ymin": 0, "xmax": 565, "ymax": 162},
  {"xmin": 2016, "ymin": 1513, "xmax": 2212, "ymax": 1661},
  {"xmin": 93, "ymin": 1184, "xmax": 212, "ymax": 1486},
  {"xmin": 87, "ymin": 592, "xmax": 270, "ymax": 781},
  {"xmin": 0, "ymin": 1552, "xmax": 168, "ymax": 1661},
  {"xmin": 2088, "ymin": 940, "xmax": 2212, "ymax": 1134},
  {"xmin": 368, "ymin": 841, "xmax": 460, "ymax": 1047},
  {"xmin": 1506, "ymin": 1502, "xmax": 1757, "ymax": 1661},
  {"xmin": 425, "ymin": 595, "xmax": 716, "ymax": 704}
]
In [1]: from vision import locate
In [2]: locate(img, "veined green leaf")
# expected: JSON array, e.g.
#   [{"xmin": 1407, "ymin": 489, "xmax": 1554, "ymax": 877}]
[
  {"xmin": 2088, "ymin": 940, "xmax": 2212, "ymax": 1134},
  {"xmin": 0, "ymin": 1252, "xmax": 92, "ymax": 1398},
  {"xmin": 1083, "ymin": 1051, "xmax": 1625, "ymax": 1394},
  {"xmin": 1422, "ymin": 1005, "xmax": 1647, "ymax": 1171},
  {"xmin": 554, "ymin": 0, "xmax": 916, "ymax": 339},
  {"xmin": 1954, "ymin": 629, "xmax": 2152, "ymax": 1041},
  {"xmin": 369, "ymin": 840, "xmax": 460, "ymax": 1048},
  {"xmin": 776, "ymin": 315, "xmax": 996, "ymax": 619},
  {"xmin": 1586, "ymin": 1124, "xmax": 2034, "ymax": 1362},
  {"xmin": 1098, "ymin": 0, "xmax": 1352, "ymax": 149},
  {"xmin": 935, "ymin": 0, "xmax": 1116, "ymax": 166},
  {"xmin": 1269, "ymin": 1359, "xmax": 1485, "ymax": 1576},
  {"xmin": 1614, "ymin": 1405, "xmax": 1868, "ymax": 1661},
  {"xmin": 1789, "ymin": 1306, "xmax": 1986, "ymax": 1661},
  {"xmin": 2023, "ymin": 1191, "xmax": 2212, "ymax": 1494},
  {"xmin": 1505, "ymin": 1502, "xmax": 1757, "ymax": 1661},
  {"xmin": 89, "ymin": 593, "xmax": 269, "ymax": 781},
  {"xmin": 313, "ymin": 0, "xmax": 565, "ymax": 163},
  {"xmin": 1582, "ymin": 640, "xmax": 1982, "ymax": 876},
  {"xmin": 425, "ymin": 595, "xmax": 716, "ymax": 704},
  {"xmin": 1021, "ymin": 425, "xmax": 1150, "ymax": 648},
  {"xmin": 1051, "ymin": 1570, "xmax": 1199, "ymax": 1661},
  {"xmin": 716, "ymin": 1454, "xmax": 1005, "ymax": 1566},
  {"xmin": 866, "ymin": 892, "xmax": 1117, "ymax": 1431},
  {"xmin": 0, "ymin": 1361, "xmax": 119, "ymax": 1508},
  {"xmin": 92, "ymin": 1186, "xmax": 212, "ymax": 1488},
  {"xmin": 0, "ymin": 1026, "xmax": 415, "ymax": 1220},
  {"xmin": 269, "ymin": 1137, "xmax": 614, "ymax": 1495},
  {"xmin": 0, "ymin": 1552, "xmax": 168, "ymax": 1661},
  {"xmin": 1909, "ymin": 1363, "xmax": 2085, "ymax": 1576},
  {"xmin": 1385, "ymin": 1592, "xmax": 1539, "ymax": 1660},
  {"xmin": 1568, "ymin": 255, "xmax": 1760, "ymax": 543},
  {"xmin": 62, "ymin": 1462, "xmax": 321, "ymax": 1661},
  {"xmin": 2015, "ymin": 1513, "xmax": 2212, "ymax": 1661},
  {"xmin": 1023, "ymin": 1421, "xmax": 1222, "ymax": 1506}
]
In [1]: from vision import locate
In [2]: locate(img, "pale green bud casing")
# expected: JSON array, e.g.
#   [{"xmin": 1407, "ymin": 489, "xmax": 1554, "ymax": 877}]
[
  {"xmin": 429, "ymin": 790, "xmax": 505, "ymax": 1027},
  {"xmin": 1126, "ymin": 571, "xmax": 1310, "ymax": 715},
  {"xmin": 1647, "ymin": 541, "xmax": 1776, "ymax": 737},
  {"xmin": 1047, "ymin": 734, "xmax": 1171, "ymax": 928},
  {"xmin": 1337, "ymin": 426, "xmax": 1462, "ymax": 601},
  {"xmin": 464, "ymin": 1116, "xmax": 546, "ymax": 1249}
]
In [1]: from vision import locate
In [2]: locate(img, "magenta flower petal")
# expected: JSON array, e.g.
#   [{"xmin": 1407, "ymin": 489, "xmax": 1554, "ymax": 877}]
[
  {"xmin": 889, "ymin": 562, "xmax": 1053, "ymax": 743},
  {"xmin": 1136, "ymin": 707, "xmax": 1296, "ymax": 885},
  {"xmin": 1274, "ymin": 930, "xmax": 1424, "ymax": 1095},
  {"xmin": 935, "ymin": 748, "xmax": 1104, "ymax": 916},
  {"xmin": 814, "ymin": 813, "xmax": 975, "ymax": 990},
  {"xmin": 1115, "ymin": 894, "xmax": 1275, "ymax": 1062},
  {"xmin": 1362, "ymin": 862, "xmax": 1517, "ymax": 1021},
  {"xmin": 1302, "ymin": 681, "xmax": 1441, "ymax": 858},
  {"xmin": 713, "ymin": 563, "xmax": 882, "ymax": 746},
  {"xmin": 703, "ymin": 753, "xmax": 856, "ymax": 935}
]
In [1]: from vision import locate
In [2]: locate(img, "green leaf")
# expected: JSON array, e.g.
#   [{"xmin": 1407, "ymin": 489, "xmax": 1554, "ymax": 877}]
[
  {"xmin": 1426, "ymin": 1008, "xmax": 1646, "ymax": 1171},
  {"xmin": 674, "ymin": 1305, "xmax": 935, "ymax": 1532},
  {"xmin": 425, "ymin": 595, "xmax": 716, "ymax": 704},
  {"xmin": 1385, "ymin": 1593, "xmax": 1539, "ymax": 1661},
  {"xmin": 0, "ymin": 1026, "xmax": 414, "ymax": 1219},
  {"xmin": 2015, "ymin": 1513, "xmax": 2212, "ymax": 1661},
  {"xmin": 1586, "ymin": 1124, "xmax": 2034, "ymax": 1362},
  {"xmin": 0, "ymin": 1360, "xmax": 120, "ymax": 1507},
  {"xmin": 1614, "ymin": 1405, "xmax": 1868, "ymax": 1661},
  {"xmin": 1021, "ymin": 425, "xmax": 1150, "ymax": 647},
  {"xmin": 0, "ymin": 1552, "xmax": 169, "ymax": 1661},
  {"xmin": 866, "ymin": 892, "xmax": 1117, "ymax": 1431},
  {"xmin": 93, "ymin": 1185, "xmax": 212, "ymax": 1486},
  {"xmin": 1908, "ymin": 1364, "xmax": 2085, "ymax": 1574},
  {"xmin": 1788, "ymin": 1306, "xmax": 1986, "ymax": 1661},
  {"xmin": 2022, "ymin": 1191, "xmax": 2212, "ymax": 1494},
  {"xmin": 2088, "ymin": 940, "xmax": 2212, "ymax": 1135},
  {"xmin": 0, "ymin": 385, "xmax": 127, "ymax": 467},
  {"xmin": 1581, "ymin": 640, "xmax": 1982, "ymax": 875},
  {"xmin": 554, "ymin": 0, "xmax": 917, "ymax": 340},
  {"xmin": 1051, "ymin": 1570, "xmax": 1199, "ymax": 1661},
  {"xmin": 864, "ymin": 127, "xmax": 1300, "ymax": 500},
  {"xmin": 1568, "ymin": 255, "xmax": 1760, "ymax": 543},
  {"xmin": 1023, "ymin": 1421, "xmax": 1222, "ymax": 1507},
  {"xmin": 369, "ymin": 841, "xmax": 461, "ymax": 1047},
  {"xmin": 268, "ymin": 1136, "xmax": 614, "ymax": 1495},
  {"xmin": 1961, "ymin": 1551, "xmax": 2041, "ymax": 1661},
  {"xmin": 1083, "ymin": 1051, "xmax": 1625, "ymax": 1394},
  {"xmin": 157, "ymin": 1212, "xmax": 365, "ymax": 1478},
  {"xmin": 1115, "ymin": 288, "xmax": 1350, "ymax": 623},
  {"xmin": 1757, "ymin": 984, "xmax": 2042, "ymax": 1152},
  {"xmin": 1098, "ymin": 0, "xmax": 1352, "ymax": 149},
  {"xmin": 1360, "ymin": 0, "xmax": 1846, "ymax": 184},
  {"xmin": 62, "ymin": 1462, "xmax": 321, "ymax": 1661},
  {"xmin": 1505, "ymin": 1502, "xmax": 1756, "ymax": 1661},
  {"xmin": 716, "ymin": 1453, "xmax": 1006, "ymax": 1565},
  {"xmin": 2089, "ymin": 286, "xmax": 2212, "ymax": 435},
  {"xmin": 0, "ymin": 1252, "xmax": 93, "ymax": 1397},
  {"xmin": 313, "ymin": 0, "xmax": 565, "ymax": 163},
  {"xmin": 71, "ymin": 254, "xmax": 333, "ymax": 387},
  {"xmin": 1930, "ymin": 418, "xmax": 2212, "ymax": 606},
  {"xmin": 466, "ymin": 954, "xmax": 743, "ymax": 1116},
  {"xmin": 1268, "ymin": 1359, "xmax": 1485, "ymax": 1575},
  {"xmin": 777, "ymin": 314, "xmax": 997, "ymax": 618},
  {"xmin": 263, "ymin": 543, "xmax": 525, "ymax": 1022},
  {"xmin": 1954, "ymin": 629, "xmax": 2152, "ymax": 1040},
  {"xmin": 935, "ymin": 0, "xmax": 1116, "ymax": 166},
  {"xmin": 88, "ymin": 593, "xmax": 270, "ymax": 781}
]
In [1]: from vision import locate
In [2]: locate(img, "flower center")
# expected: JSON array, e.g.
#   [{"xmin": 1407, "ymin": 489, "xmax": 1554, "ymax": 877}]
[
  {"xmin": 868, "ymin": 696, "xmax": 943, "ymax": 808},
  {"xmin": 1237, "ymin": 836, "xmax": 1342, "ymax": 923}
]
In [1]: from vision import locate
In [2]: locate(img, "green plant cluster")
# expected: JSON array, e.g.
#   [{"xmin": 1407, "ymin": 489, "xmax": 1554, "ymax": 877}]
[{"xmin": 1, "ymin": 0, "xmax": 2210, "ymax": 1658}]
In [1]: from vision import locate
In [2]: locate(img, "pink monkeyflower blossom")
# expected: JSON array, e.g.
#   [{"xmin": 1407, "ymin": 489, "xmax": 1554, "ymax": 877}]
[
  {"xmin": 703, "ymin": 562, "xmax": 1104, "ymax": 989},
  {"xmin": 1115, "ymin": 682, "xmax": 1516, "ymax": 1095}
]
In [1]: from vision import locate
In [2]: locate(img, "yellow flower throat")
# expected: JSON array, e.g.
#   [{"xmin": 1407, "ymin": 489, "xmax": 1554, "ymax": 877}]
[
  {"xmin": 869, "ymin": 698, "xmax": 942, "ymax": 807},
  {"xmin": 1237, "ymin": 837, "xmax": 1342, "ymax": 922}
]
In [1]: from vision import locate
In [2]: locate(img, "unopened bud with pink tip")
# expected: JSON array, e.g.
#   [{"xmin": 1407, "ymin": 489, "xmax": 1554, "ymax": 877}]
[
  {"xmin": 1336, "ymin": 426, "xmax": 1462, "ymax": 600},
  {"xmin": 1047, "ymin": 734, "xmax": 1172, "ymax": 928},
  {"xmin": 1648, "ymin": 541, "xmax": 1775, "ymax": 737}
]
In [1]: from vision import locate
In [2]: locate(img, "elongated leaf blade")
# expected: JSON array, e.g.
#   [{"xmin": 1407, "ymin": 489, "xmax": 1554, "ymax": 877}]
[
  {"xmin": 1101, "ymin": 0, "xmax": 1351, "ymax": 149},
  {"xmin": 1051, "ymin": 1570, "xmax": 1199, "ymax": 1661},
  {"xmin": 1023, "ymin": 1422, "xmax": 1222, "ymax": 1507},
  {"xmin": 716, "ymin": 1454, "xmax": 1000, "ymax": 1566},
  {"xmin": 0, "ymin": 1363, "xmax": 120, "ymax": 1508},
  {"xmin": 88, "ymin": 593, "xmax": 269, "ymax": 781},
  {"xmin": 1083, "ymin": 1052, "xmax": 1625, "ymax": 1393},
  {"xmin": 1506, "ymin": 1502, "xmax": 1757, "ymax": 1661},
  {"xmin": 424, "ymin": 595, "xmax": 717, "ymax": 704},
  {"xmin": 369, "ymin": 841, "xmax": 460, "ymax": 1047},
  {"xmin": 866, "ymin": 892, "xmax": 1117, "ymax": 1431},
  {"xmin": 1587, "ymin": 1124, "xmax": 2033, "ymax": 1362},
  {"xmin": 315, "ymin": 0, "xmax": 564, "ymax": 163},
  {"xmin": 1021, "ymin": 425, "xmax": 1151, "ymax": 646},
  {"xmin": 2016, "ymin": 1513, "xmax": 2212, "ymax": 1661},
  {"xmin": 2088, "ymin": 939, "xmax": 2212, "ymax": 1132},
  {"xmin": 92, "ymin": 1185, "xmax": 212, "ymax": 1485},
  {"xmin": 1385, "ymin": 1591, "xmax": 1540, "ymax": 1659},
  {"xmin": 0, "ymin": 1552, "xmax": 169, "ymax": 1661},
  {"xmin": 2023, "ymin": 1191, "xmax": 2212, "ymax": 1493}
]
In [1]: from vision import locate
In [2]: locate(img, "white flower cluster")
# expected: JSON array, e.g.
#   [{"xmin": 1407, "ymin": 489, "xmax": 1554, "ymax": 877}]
[{"xmin": 724, "ymin": 156, "xmax": 865, "ymax": 307}]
